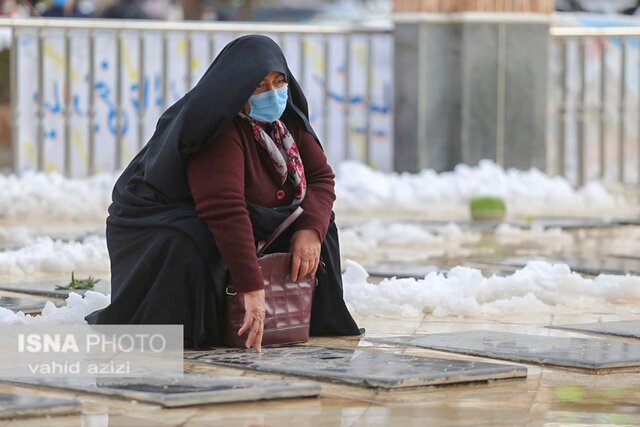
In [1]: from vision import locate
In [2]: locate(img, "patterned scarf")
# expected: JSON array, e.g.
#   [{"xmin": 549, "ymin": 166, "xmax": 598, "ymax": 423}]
[{"xmin": 240, "ymin": 113, "xmax": 307, "ymax": 204}]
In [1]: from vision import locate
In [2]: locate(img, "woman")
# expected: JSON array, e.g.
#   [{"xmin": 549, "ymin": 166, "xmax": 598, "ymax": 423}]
[{"xmin": 86, "ymin": 35, "xmax": 361, "ymax": 352}]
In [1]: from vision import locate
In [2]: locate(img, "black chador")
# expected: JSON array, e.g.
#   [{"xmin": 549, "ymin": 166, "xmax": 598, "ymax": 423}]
[{"xmin": 85, "ymin": 35, "xmax": 361, "ymax": 348}]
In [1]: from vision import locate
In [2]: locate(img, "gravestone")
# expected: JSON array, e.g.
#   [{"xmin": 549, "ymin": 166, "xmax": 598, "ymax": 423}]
[
  {"xmin": 186, "ymin": 346, "xmax": 526, "ymax": 389},
  {"xmin": 467, "ymin": 256, "xmax": 640, "ymax": 276},
  {"xmin": 0, "ymin": 393, "xmax": 80, "ymax": 419},
  {"xmin": 372, "ymin": 330, "xmax": 640, "ymax": 370},
  {"xmin": 0, "ymin": 295, "xmax": 63, "ymax": 313},
  {"xmin": 8, "ymin": 374, "xmax": 320, "ymax": 407},
  {"xmin": 548, "ymin": 320, "xmax": 640, "ymax": 340},
  {"xmin": 0, "ymin": 278, "xmax": 111, "ymax": 299}
]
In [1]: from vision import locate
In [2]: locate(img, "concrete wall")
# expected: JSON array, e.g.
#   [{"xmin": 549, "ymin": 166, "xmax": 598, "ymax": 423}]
[{"xmin": 394, "ymin": 13, "xmax": 551, "ymax": 173}]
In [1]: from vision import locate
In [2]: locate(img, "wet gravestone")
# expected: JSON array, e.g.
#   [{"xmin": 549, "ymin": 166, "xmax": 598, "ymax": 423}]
[
  {"xmin": 363, "ymin": 263, "xmax": 446, "ymax": 279},
  {"xmin": 505, "ymin": 217, "xmax": 637, "ymax": 230},
  {"xmin": 0, "ymin": 295, "xmax": 63, "ymax": 313},
  {"xmin": 607, "ymin": 253, "xmax": 640, "ymax": 261},
  {"xmin": 0, "ymin": 279, "xmax": 111, "ymax": 299},
  {"xmin": 8, "ymin": 374, "xmax": 319, "ymax": 407},
  {"xmin": 363, "ymin": 263, "xmax": 511, "ymax": 279},
  {"xmin": 0, "ymin": 393, "xmax": 80, "ymax": 419},
  {"xmin": 466, "ymin": 256, "xmax": 640, "ymax": 276},
  {"xmin": 548, "ymin": 320, "xmax": 640, "ymax": 340},
  {"xmin": 372, "ymin": 330, "xmax": 640, "ymax": 371},
  {"xmin": 186, "ymin": 346, "xmax": 527, "ymax": 389}
]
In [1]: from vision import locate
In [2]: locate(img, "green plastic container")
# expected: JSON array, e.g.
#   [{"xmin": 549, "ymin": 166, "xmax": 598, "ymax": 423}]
[{"xmin": 469, "ymin": 196, "xmax": 506, "ymax": 221}]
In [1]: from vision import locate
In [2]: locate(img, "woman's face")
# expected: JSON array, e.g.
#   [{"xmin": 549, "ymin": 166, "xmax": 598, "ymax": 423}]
[
  {"xmin": 253, "ymin": 71, "xmax": 287, "ymax": 95},
  {"xmin": 243, "ymin": 71, "xmax": 287, "ymax": 113}
]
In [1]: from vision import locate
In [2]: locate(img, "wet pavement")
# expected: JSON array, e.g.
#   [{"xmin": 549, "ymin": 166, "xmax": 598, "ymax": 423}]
[{"xmin": 0, "ymin": 215, "xmax": 639, "ymax": 425}]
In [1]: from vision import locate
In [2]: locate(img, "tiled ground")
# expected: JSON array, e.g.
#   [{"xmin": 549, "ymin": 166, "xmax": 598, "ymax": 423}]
[
  {"xmin": 0, "ymin": 220, "xmax": 639, "ymax": 425},
  {"xmin": 0, "ymin": 307, "xmax": 639, "ymax": 426}
]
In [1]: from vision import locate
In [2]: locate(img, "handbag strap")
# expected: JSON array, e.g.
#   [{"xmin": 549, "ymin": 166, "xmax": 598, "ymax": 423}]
[{"xmin": 256, "ymin": 206, "xmax": 304, "ymax": 257}]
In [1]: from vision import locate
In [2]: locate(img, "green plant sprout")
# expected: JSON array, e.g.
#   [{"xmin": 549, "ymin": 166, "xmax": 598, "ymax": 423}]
[{"xmin": 55, "ymin": 272, "xmax": 100, "ymax": 291}]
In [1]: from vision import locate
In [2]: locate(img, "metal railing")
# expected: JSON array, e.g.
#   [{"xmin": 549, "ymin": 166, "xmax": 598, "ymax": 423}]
[
  {"xmin": 549, "ymin": 26, "xmax": 640, "ymax": 186},
  {"xmin": 6, "ymin": 18, "xmax": 640, "ymax": 186},
  {"xmin": 2, "ymin": 18, "xmax": 393, "ymax": 176}
]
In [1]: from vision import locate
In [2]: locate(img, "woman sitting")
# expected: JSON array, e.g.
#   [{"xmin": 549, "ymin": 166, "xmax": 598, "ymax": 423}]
[{"xmin": 86, "ymin": 35, "xmax": 361, "ymax": 352}]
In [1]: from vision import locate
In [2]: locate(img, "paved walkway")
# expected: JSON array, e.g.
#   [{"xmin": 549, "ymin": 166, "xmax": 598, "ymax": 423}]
[{"xmin": 1, "ymin": 217, "xmax": 639, "ymax": 426}]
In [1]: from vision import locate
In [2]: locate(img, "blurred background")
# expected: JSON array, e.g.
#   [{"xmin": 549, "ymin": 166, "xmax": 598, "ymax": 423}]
[
  {"xmin": 0, "ymin": 0, "xmax": 639, "ymax": 21},
  {"xmin": 0, "ymin": 0, "xmax": 639, "ymax": 190}
]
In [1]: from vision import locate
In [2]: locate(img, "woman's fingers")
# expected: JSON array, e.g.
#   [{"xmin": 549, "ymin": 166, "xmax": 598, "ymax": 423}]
[
  {"xmin": 247, "ymin": 326, "xmax": 263, "ymax": 353},
  {"xmin": 290, "ymin": 229, "xmax": 321, "ymax": 281},
  {"xmin": 290, "ymin": 254, "xmax": 301, "ymax": 281},
  {"xmin": 291, "ymin": 255, "xmax": 320, "ymax": 281},
  {"xmin": 237, "ymin": 312, "xmax": 253, "ymax": 337},
  {"xmin": 310, "ymin": 260, "xmax": 319, "ymax": 278},
  {"xmin": 238, "ymin": 313, "xmax": 264, "ymax": 353},
  {"xmin": 239, "ymin": 290, "xmax": 265, "ymax": 353}
]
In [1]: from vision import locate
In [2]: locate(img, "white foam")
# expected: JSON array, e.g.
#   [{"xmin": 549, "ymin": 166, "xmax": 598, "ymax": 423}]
[
  {"xmin": 0, "ymin": 235, "xmax": 109, "ymax": 277},
  {"xmin": 0, "ymin": 160, "xmax": 633, "ymax": 227},
  {"xmin": 342, "ymin": 259, "xmax": 640, "ymax": 319},
  {"xmin": 2, "ymin": 258, "xmax": 639, "ymax": 324},
  {"xmin": 0, "ymin": 291, "xmax": 110, "ymax": 325},
  {"xmin": 0, "ymin": 170, "xmax": 116, "ymax": 224},
  {"xmin": 335, "ymin": 160, "xmax": 631, "ymax": 216}
]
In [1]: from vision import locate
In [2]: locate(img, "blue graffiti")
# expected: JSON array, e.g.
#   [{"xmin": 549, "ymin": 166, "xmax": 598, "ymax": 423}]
[
  {"xmin": 44, "ymin": 81, "xmax": 63, "ymax": 114},
  {"xmin": 312, "ymin": 74, "xmax": 392, "ymax": 114},
  {"xmin": 44, "ymin": 129, "xmax": 57, "ymax": 140},
  {"xmin": 94, "ymin": 80, "xmax": 129, "ymax": 136},
  {"xmin": 154, "ymin": 74, "xmax": 163, "ymax": 107},
  {"xmin": 130, "ymin": 77, "xmax": 150, "ymax": 111},
  {"xmin": 73, "ymin": 94, "xmax": 84, "ymax": 116}
]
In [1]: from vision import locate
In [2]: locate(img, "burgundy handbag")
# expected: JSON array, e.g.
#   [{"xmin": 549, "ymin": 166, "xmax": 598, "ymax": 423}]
[{"xmin": 225, "ymin": 206, "xmax": 315, "ymax": 348}]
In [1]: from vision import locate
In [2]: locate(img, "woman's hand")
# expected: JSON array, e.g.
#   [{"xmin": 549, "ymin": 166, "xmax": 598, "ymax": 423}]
[
  {"xmin": 238, "ymin": 289, "xmax": 265, "ymax": 353},
  {"xmin": 290, "ymin": 229, "xmax": 321, "ymax": 282}
]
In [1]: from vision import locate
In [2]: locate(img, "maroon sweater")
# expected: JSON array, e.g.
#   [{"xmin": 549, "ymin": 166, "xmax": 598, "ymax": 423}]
[{"xmin": 187, "ymin": 117, "xmax": 336, "ymax": 293}]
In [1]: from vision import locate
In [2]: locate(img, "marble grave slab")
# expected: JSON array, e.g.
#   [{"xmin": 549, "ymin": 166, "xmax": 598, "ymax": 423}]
[
  {"xmin": 466, "ymin": 256, "xmax": 640, "ymax": 275},
  {"xmin": 364, "ymin": 263, "xmax": 512, "ymax": 279},
  {"xmin": 410, "ymin": 217, "xmax": 640, "ymax": 232},
  {"xmin": 186, "ymin": 346, "xmax": 527, "ymax": 389},
  {"xmin": 0, "ymin": 278, "xmax": 111, "ymax": 299},
  {"xmin": 505, "ymin": 217, "xmax": 640, "ymax": 229},
  {"xmin": 0, "ymin": 295, "xmax": 63, "ymax": 313},
  {"xmin": 548, "ymin": 320, "xmax": 640, "ymax": 340},
  {"xmin": 372, "ymin": 330, "xmax": 640, "ymax": 370},
  {"xmin": 363, "ymin": 263, "xmax": 446, "ymax": 279},
  {"xmin": 7, "ymin": 374, "xmax": 320, "ymax": 407},
  {"xmin": 0, "ymin": 393, "xmax": 80, "ymax": 419}
]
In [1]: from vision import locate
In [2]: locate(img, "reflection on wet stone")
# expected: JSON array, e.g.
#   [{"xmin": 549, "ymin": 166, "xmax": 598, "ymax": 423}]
[
  {"xmin": 505, "ymin": 217, "xmax": 640, "ymax": 229},
  {"xmin": 0, "ymin": 296, "xmax": 61, "ymax": 313},
  {"xmin": 8, "ymin": 374, "xmax": 320, "ymax": 407},
  {"xmin": 186, "ymin": 346, "xmax": 527, "ymax": 389},
  {"xmin": 364, "ymin": 263, "xmax": 514, "ymax": 279},
  {"xmin": 548, "ymin": 320, "xmax": 640, "ymax": 340},
  {"xmin": 373, "ymin": 331, "xmax": 640, "ymax": 370},
  {"xmin": 0, "ymin": 279, "xmax": 112, "ymax": 299},
  {"xmin": 467, "ymin": 256, "xmax": 640, "ymax": 275},
  {"xmin": 408, "ymin": 217, "xmax": 640, "ymax": 231},
  {"xmin": 363, "ymin": 263, "xmax": 446, "ymax": 279},
  {"xmin": 0, "ymin": 392, "xmax": 80, "ymax": 419}
]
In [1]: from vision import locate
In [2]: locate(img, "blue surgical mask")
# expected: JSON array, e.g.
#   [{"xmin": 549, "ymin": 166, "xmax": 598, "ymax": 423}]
[{"xmin": 247, "ymin": 85, "xmax": 288, "ymax": 123}]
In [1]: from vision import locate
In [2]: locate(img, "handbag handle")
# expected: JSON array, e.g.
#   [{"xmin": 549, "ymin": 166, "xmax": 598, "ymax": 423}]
[{"xmin": 256, "ymin": 206, "xmax": 304, "ymax": 257}]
